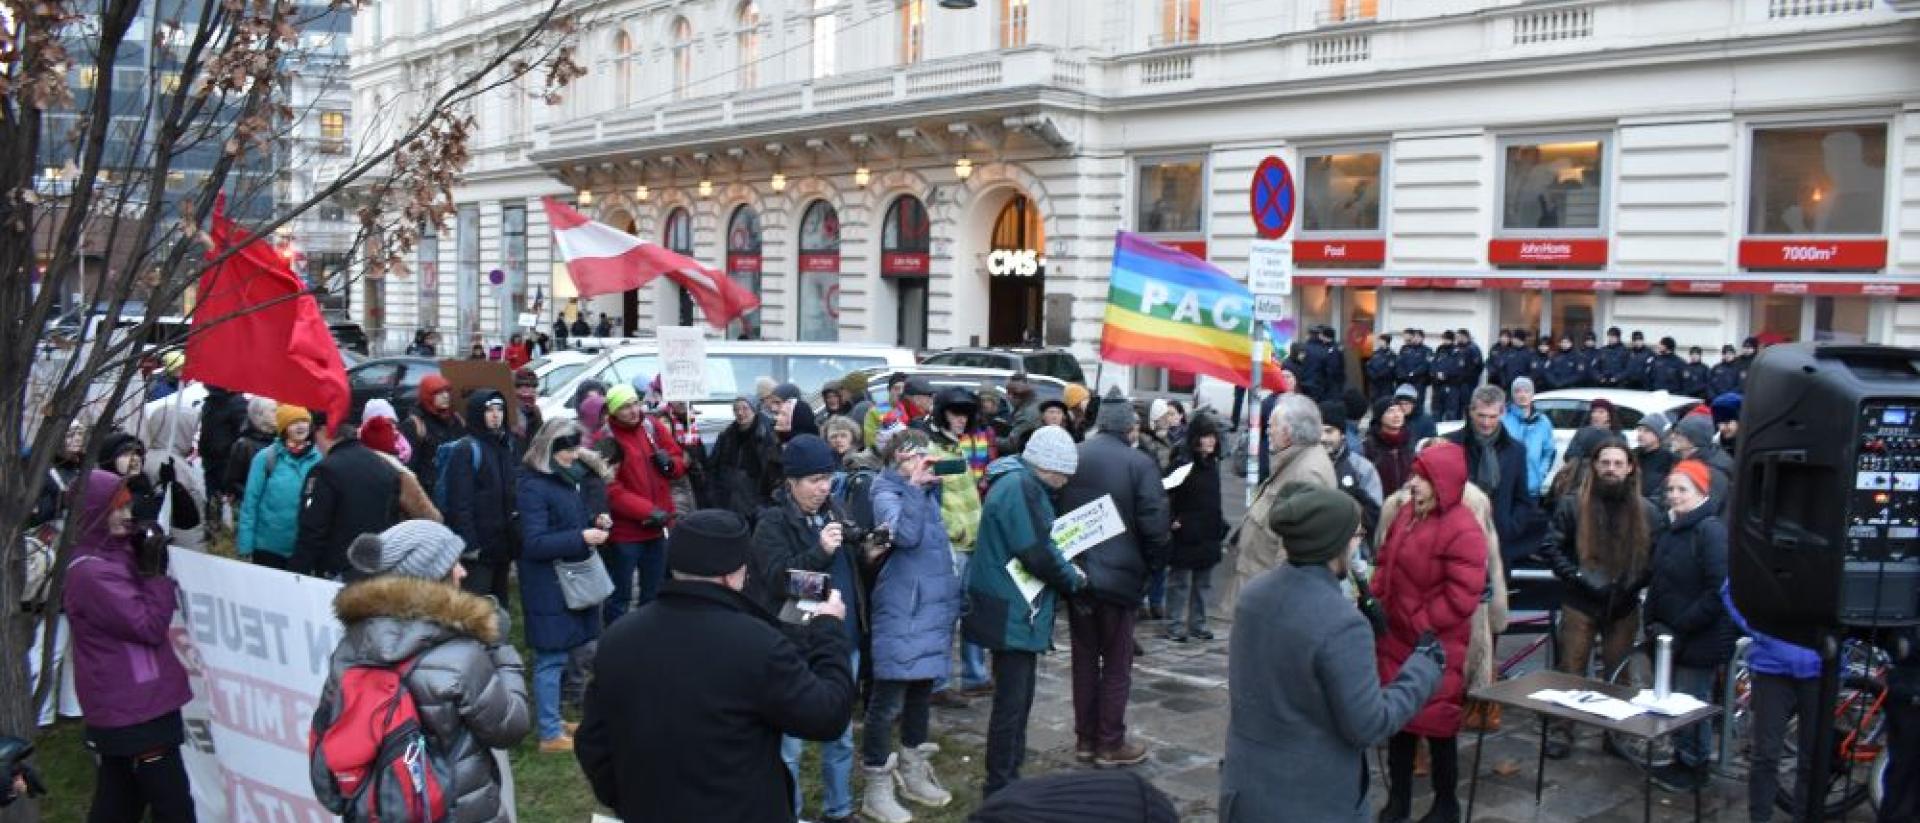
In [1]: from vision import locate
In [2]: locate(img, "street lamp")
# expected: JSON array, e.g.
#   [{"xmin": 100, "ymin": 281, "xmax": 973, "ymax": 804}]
[
  {"xmin": 954, "ymin": 157, "xmax": 973, "ymax": 180},
  {"xmin": 854, "ymin": 166, "xmax": 871, "ymax": 186},
  {"xmin": 770, "ymin": 172, "xmax": 787, "ymax": 192},
  {"xmin": 698, "ymin": 179, "xmax": 714, "ymax": 197}
]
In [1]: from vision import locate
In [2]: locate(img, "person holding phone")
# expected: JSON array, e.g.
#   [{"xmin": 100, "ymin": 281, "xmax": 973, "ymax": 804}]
[{"xmin": 861, "ymin": 428, "xmax": 962, "ymax": 821}]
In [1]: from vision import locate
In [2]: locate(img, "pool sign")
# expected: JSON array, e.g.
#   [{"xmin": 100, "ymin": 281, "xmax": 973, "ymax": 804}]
[{"xmin": 1250, "ymin": 156, "xmax": 1295, "ymax": 240}]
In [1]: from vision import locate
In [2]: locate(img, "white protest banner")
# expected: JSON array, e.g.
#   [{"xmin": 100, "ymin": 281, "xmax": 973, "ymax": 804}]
[
  {"xmin": 657, "ymin": 326, "xmax": 708, "ymax": 402},
  {"xmin": 1009, "ymin": 495, "xmax": 1128, "ymax": 604}
]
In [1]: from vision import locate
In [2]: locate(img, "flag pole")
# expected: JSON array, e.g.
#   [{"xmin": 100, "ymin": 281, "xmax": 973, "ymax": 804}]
[{"xmin": 1245, "ymin": 321, "xmax": 1264, "ymax": 508}]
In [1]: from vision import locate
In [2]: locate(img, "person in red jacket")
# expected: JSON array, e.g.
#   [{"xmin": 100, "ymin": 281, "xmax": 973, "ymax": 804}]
[
  {"xmin": 1371, "ymin": 441, "xmax": 1489, "ymax": 823},
  {"xmin": 602, "ymin": 383, "xmax": 686, "ymax": 624}
]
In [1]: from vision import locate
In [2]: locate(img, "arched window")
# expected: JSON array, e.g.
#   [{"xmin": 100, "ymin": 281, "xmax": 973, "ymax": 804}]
[
  {"xmin": 899, "ymin": 0, "xmax": 925, "ymax": 65},
  {"xmin": 1000, "ymin": 0, "xmax": 1029, "ymax": 48},
  {"xmin": 1160, "ymin": 0, "xmax": 1200, "ymax": 46},
  {"xmin": 736, "ymin": 3, "xmax": 760, "ymax": 91},
  {"xmin": 672, "ymin": 17, "xmax": 694, "ymax": 99},
  {"xmin": 881, "ymin": 196, "xmax": 931, "ymax": 276},
  {"xmin": 797, "ymin": 201, "xmax": 841, "ymax": 342},
  {"xmin": 614, "ymin": 29, "xmax": 634, "ymax": 105},
  {"xmin": 664, "ymin": 207, "xmax": 696, "ymax": 325},
  {"xmin": 812, "ymin": 0, "xmax": 837, "ymax": 79},
  {"xmin": 726, "ymin": 205, "xmax": 763, "ymax": 338}
]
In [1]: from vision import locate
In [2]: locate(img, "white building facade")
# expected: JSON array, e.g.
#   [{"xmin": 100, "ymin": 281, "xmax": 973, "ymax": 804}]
[{"xmin": 342, "ymin": 0, "xmax": 1920, "ymax": 389}]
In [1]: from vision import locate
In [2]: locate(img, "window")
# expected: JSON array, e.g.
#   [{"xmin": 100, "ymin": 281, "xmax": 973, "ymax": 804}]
[
  {"xmin": 417, "ymin": 221, "xmax": 439, "ymax": 331},
  {"xmin": 159, "ymin": 72, "xmax": 182, "ymax": 94},
  {"xmin": 502, "ymin": 203, "xmax": 527, "ymax": 328},
  {"xmin": 1136, "ymin": 159, "xmax": 1205, "ymax": 234},
  {"xmin": 812, "ymin": 0, "xmax": 837, "ymax": 79},
  {"xmin": 615, "ymin": 30, "xmax": 635, "ymax": 105},
  {"xmin": 1323, "ymin": 0, "xmax": 1377, "ymax": 24},
  {"xmin": 1747, "ymin": 124, "xmax": 1886, "ymax": 236},
  {"xmin": 665, "ymin": 208, "xmax": 695, "ymax": 325},
  {"xmin": 788, "ymin": 355, "xmax": 888, "ymax": 393},
  {"xmin": 1302, "ymin": 149, "xmax": 1383, "ymax": 232},
  {"xmin": 457, "ymin": 205, "xmax": 480, "ymax": 337},
  {"xmin": 319, "ymin": 110, "xmax": 347, "ymax": 141},
  {"xmin": 797, "ymin": 201, "xmax": 841, "ymax": 342},
  {"xmin": 1160, "ymin": 0, "xmax": 1201, "ymax": 46},
  {"xmin": 671, "ymin": 18, "xmax": 694, "ymax": 100},
  {"xmin": 900, "ymin": 0, "xmax": 926, "ymax": 65},
  {"xmin": 736, "ymin": 3, "xmax": 760, "ymax": 91},
  {"xmin": 726, "ymin": 205, "xmax": 763, "ymax": 339},
  {"xmin": 1001, "ymin": 0, "xmax": 1030, "ymax": 47},
  {"xmin": 881, "ymin": 196, "xmax": 931, "ymax": 275},
  {"xmin": 1500, "ymin": 136, "xmax": 1606, "ymax": 233}
]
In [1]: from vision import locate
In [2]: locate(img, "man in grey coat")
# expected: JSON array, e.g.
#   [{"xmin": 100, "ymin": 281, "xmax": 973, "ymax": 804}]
[
  {"xmin": 1057, "ymin": 387, "xmax": 1173, "ymax": 766},
  {"xmin": 1222, "ymin": 483, "xmax": 1442, "ymax": 823}
]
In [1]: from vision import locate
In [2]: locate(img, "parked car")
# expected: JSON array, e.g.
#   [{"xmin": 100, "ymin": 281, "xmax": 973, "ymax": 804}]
[
  {"xmin": 538, "ymin": 340, "xmax": 918, "ymax": 444},
  {"xmin": 845, "ymin": 365, "xmax": 1069, "ymax": 408},
  {"xmin": 920, "ymin": 347, "xmax": 1087, "ymax": 385},
  {"xmin": 346, "ymin": 356, "xmax": 441, "ymax": 421},
  {"xmin": 329, "ymin": 322, "xmax": 370, "ymax": 355},
  {"xmin": 526, "ymin": 350, "xmax": 597, "ymax": 398}
]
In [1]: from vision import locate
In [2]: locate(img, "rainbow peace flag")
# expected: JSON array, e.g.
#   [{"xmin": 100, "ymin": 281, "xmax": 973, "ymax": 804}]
[{"xmin": 1100, "ymin": 232, "xmax": 1291, "ymax": 391}]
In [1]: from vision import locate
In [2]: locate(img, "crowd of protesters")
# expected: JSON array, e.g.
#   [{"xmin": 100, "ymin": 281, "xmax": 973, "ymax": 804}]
[{"xmin": 16, "ymin": 331, "xmax": 1919, "ymax": 823}]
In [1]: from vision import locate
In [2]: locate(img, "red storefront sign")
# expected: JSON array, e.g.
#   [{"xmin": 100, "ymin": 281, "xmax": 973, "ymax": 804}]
[
  {"xmin": 1294, "ymin": 274, "xmax": 1430, "ymax": 288},
  {"xmin": 1295, "ymin": 239, "xmax": 1386, "ymax": 264},
  {"xmin": 728, "ymin": 254, "xmax": 763, "ymax": 274},
  {"xmin": 1737, "ymin": 239, "xmax": 1887, "ymax": 270},
  {"xmin": 1488, "ymin": 238, "xmax": 1609, "ymax": 267},
  {"xmin": 880, "ymin": 252, "xmax": 930, "ymax": 276},
  {"xmin": 1668, "ymin": 279, "xmax": 1920, "ymax": 297},
  {"xmin": 798, "ymin": 253, "xmax": 840, "ymax": 273},
  {"xmin": 1161, "ymin": 240, "xmax": 1208, "ymax": 259}
]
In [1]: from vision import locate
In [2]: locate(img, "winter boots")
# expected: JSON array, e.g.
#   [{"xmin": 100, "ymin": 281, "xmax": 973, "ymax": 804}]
[
  {"xmin": 896, "ymin": 743, "xmax": 952, "ymax": 807},
  {"xmin": 862, "ymin": 753, "xmax": 913, "ymax": 823}
]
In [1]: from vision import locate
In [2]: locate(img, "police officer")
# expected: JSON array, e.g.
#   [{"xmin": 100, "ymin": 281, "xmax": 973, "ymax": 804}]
[
  {"xmin": 1455, "ymin": 329, "xmax": 1485, "ymax": 422},
  {"xmin": 1317, "ymin": 326, "xmax": 1347, "ymax": 399},
  {"xmin": 1543, "ymin": 334, "xmax": 1584, "ymax": 391},
  {"xmin": 1367, "ymin": 334, "xmax": 1398, "ymax": 405},
  {"xmin": 1649, "ymin": 337, "xmax": 1688, "ymax": 394},
  {"xmin": 1594, "ymin": 327, "xmax": 1629, "ymax": 388},
  {"xmin": 1708, "ymin": 344, "xmax": 1743, "ymax": 398},
  {"xmin": 1430, "ymin": 332, "xmax": 1459, "ymax": 423},
  {"xmin": 1576, "ymin": 332, "xmax": 1602, "ymax": 388},
  {"xmin": 1487, "ymin": 329, "xmax": 1514, "ymax": 392},
  {"xmin": 1302, "ymin": 328, "xmax": 1334, "ymax": 402},
  {"xmin": 1622, "ymin": 330, "xmax": 1655, "ymax": 390},
  {"xmin": 1394, "ymin": 329, "xmax": 1433, "ymax": 415},
  {"xmin": 1681, "ymin": 346, "xmax": 1712, "ymax": 399}
]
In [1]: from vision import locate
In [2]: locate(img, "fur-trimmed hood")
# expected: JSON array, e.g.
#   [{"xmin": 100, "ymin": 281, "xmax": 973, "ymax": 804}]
[{"xmin": 332, "ymin": 576, "xmax": 501, "ymax": 664}]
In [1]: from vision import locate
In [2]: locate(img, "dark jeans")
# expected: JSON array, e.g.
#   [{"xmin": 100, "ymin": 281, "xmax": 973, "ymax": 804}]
[
  {"xmin": 602, "ymin": 539, "xmax": 667, "ymax": 625},
  {"xmin": 1386, "ymin": 733, "xmax": 1459, "ymax": 813},
  {"xmin": 985, "ymin": 650, "xmax": 1038, "ymax": 798},
  {"xmin": 1671, "ymin": 664, "xmax": 1717, "ymax": 769},
  {"xmin": 1748, "ymin": 672, "xmax": 1820, "ymax": 823},
  {"xmin": 1880, "ymin": 687, "xmax": 1920, "ymax": 823},
  {"xmin": 1067, "ymin": 600, "xmax": 1137, "ymax": 751},
  {"xmin": 1165, "ymin": 565, "xmax": 1213, "ymax": 634},
  {"xmin": 250, "ymin": 552, "xmax": 289, "ymax": 570},
  {"xmin": 460, "ymin": 558, "xmax": 512, "ymax": 608},
  {"xmin": 862, "ymin": 679, "xmax": 934, "ymax": 767},
  {"xmin": 89, "ymin": 746, "xmax": 196, "ymax": 823}
]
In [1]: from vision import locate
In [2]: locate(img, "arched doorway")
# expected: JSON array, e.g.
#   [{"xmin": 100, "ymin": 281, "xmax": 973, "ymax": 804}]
[
  {"xmin": 726, "ymin": 205, "xmax": 763, "ymax": 339},
  {"xmin": 988, "ymin": 195, "xmax": 1045, "ymax": 346},
  {"xmin": 661, "ymin": 207, "xmax": 695, "ymax": 331},
  {"xmin": 881, "ymin": 195, "xmax": 931, "ymax": 348},
  {"xmin": 613, "ymin": 211, "xmax": 641, "ymax": 336},
  {"xmin": 796, "ymin": 200, "xmax": 841, "ymax": 342}
]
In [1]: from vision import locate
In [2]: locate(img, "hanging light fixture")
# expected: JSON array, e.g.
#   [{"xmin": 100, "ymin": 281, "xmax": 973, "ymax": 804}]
[
  {"xmin": 954, "ymin": 157, "xmax": 973, "ymax": 180},
  {"xmin": 578, "ymin": 189, "xmax": 595, "ymax": 206},
  {"xmin": 939, "ymin": 0, "xmax": 978, "ymax": 8},
  {"xmin": 770, "ymin": 172, "xmax": 787, "ymax": 192},
  {"xmin": 698, "ymin": 179, "xmax": 714, "ymax": 197},
  {"xmin": 854, "ymin": 166, "xmax": 871, "ymax": 186},
  {"xmin": 635, "ymin": 184, "xmax": 651, "ymax": 202}
]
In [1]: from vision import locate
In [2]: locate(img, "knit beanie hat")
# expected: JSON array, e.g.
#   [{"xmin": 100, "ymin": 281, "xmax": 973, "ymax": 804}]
[
  {"xmin": 773, "ymin": 382, "xmax": 803, "ymax": 402},
  {"xmin": 1671, "ymin": 459, "xmax": 1713, "ymax": 496},
  {"xmin": 1636, "ymin": 411, "xmax": 1671, "ymax": 440},
  {"xmin": 361, "ymin": 416, "xmax": 401, "ymax": 456},
  {"xmin": 667, "ymin": 510, "xmax": 751, "ymax": 577},
  {"xmin": 1095, "ymin": 387, "xmax": 1137, "ymax": 435},
  {"xmin": 1510, "ymin": 376, "xmax": 1535, "ymax": 395},
  {"xmin": 1270, "ymin": 481, "xmax": 1360, "ymax": 566},
  {"xmin": 348, "ymin": 520, "xmax": 465, "ymax": 581},
  {"xmin": 1063, "ymin": 383, "xmax": 1091, "ymax": 412},
  {"xmin": 1318, "ymin": 399, "xmax": 1348, "ymax": 429},
  {"xmin": 1711, "ymin": 392, "xmax": 1744, "ymax": 425},
  {"xmin": 363, "ymin": 398, "xmax": 398, "ymax": 423},
  {"xmin": 1022, "ymin": 426, "xmax": 1079, "ymax": 475},
  {"xmin": 605, "ymin": 384, "xmax": 641, "ymax": 417},
  {"xmin": 1673, "ymin": 415, "xmax": 1716, "ymax": 451},
  {"xmin": 1149, "ymin": 398, "xmax": 1171, "ymax": 427},
  {"xmin": 782, "ymin": 434, "xmax": 837, "ymax": 478},
  {"xmin": 1395, "ymin": 384, "xmax": 1419, "ymax": 402},
  {"xmin": 275, "ymin": 404, "xmax": 312, "ymax": 434},
  {"xmin": 514, "ymin": 367, "xmax": 539, "ymax": 388}
]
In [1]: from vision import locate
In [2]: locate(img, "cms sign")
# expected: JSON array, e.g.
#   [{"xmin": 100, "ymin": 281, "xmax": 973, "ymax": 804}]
[{"xmin": 987, "ymin": 249, "xmax": 1046, "ymax": 277}]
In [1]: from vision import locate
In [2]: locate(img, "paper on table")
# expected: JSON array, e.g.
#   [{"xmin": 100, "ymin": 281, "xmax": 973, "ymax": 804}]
[
  {"xmin": 1162, "ymin": 462, "xmax": 1194, "ymax": 490},
  {"xmin": 1528, "ymin": 689, "xmax": 1648, "ymax": 722},
  {"xmin": 1632, "ymin": 690, "xmax": 1710, "ymax": 716},
  {"xmin": 1009, "ymin": 495, "xmax": 1129, "ymax": 604}
]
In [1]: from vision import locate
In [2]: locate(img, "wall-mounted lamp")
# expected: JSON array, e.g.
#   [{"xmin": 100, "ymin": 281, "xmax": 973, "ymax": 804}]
[
  {"xmin": 854, "ymin": 167, "xmax": 871, "ymax": 186},
  {"xmin": 578, "ymin": 189, "xmax": 595, "ymax": 206},
  {"xmin": 770, "ymin": 173, "xmax": 788, "ymax": 192},
  {"xmin": 954, "ymin": 157, "xmax": 973, "ymax": 180},
  {"xmin": 698, "ymin": 179, "xmax": 714, "ymax": 197},
  {"xmin": 635, "ymin": 184, "xmax": 650, "ymax": 202}
]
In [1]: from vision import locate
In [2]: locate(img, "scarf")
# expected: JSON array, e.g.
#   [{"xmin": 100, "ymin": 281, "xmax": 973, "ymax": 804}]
[
  {"xmin": 1469, "ymin": 426, "xmax": 1502, "ymax": 494},
  {"xmin": 552, "ymin": 458, "xmax": 589, "ymax": 486}
]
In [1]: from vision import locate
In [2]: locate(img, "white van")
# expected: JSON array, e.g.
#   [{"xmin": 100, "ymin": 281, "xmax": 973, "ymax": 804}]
[{"xmin": 539, "ymin": 340, "xmax": 919, "ymax": 442}]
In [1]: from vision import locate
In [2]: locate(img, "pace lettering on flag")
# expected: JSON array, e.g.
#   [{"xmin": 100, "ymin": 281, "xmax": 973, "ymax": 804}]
[
  {"xmin": 542, "ymin": 197, "xmax": 760, "ymax": 331},
  {"xmin": 1099, "ymin": 232, "xmax": 1290, "ymax": 392}
]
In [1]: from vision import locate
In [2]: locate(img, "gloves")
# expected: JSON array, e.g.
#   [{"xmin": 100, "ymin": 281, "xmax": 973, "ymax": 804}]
[
  {"xmin": 1413, "ymin": 630, "xmax": 1446, "ymax": 669},
  {"xmin": 135, "ymin": 521, "xmax": 170, "ymax": 577},
  {"xmin": 642, "ymin": 510, "xmax": 670, "ymax": 530}
]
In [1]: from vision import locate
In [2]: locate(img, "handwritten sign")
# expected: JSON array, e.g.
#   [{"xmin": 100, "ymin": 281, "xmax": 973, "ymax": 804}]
[
  {"xmin": 1009, "ymin": 494, "xmax": 1128, "ymax": 604},
  {"xmin": 657, "ymin": 326, "xmax": 708, "ymax": 402}
]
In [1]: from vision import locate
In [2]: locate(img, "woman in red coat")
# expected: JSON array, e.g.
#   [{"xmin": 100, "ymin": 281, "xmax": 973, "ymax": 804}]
[{"xmin": 1371, "ymin": 441, "xmax": 1488, "ymax": 823}]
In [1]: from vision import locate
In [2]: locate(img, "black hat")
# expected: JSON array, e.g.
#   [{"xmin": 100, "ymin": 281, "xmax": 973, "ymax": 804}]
[
  {"xmin": 1689, "ymin": 346, "xmax": 1703, "ymax": 355},
  {"xmin": 1404, "ymin": 327, "xmax": 1419, "ymax": 336},
  {"xmin": 1607, "ymin": 326, "xmax": 1623, "ymax": 338},
  {"xmin": 772, "ymin": 382, "xmax": 803, "ymax": 402},
  {"xmin": 1583, "ymin": 331, "xmax": 1598, "ymax": 342},
  {"xmin": 1378, "ymin": 333, "xmax": 1394, "ymax": 343},
  {"xmin": 667, "ymin": 510, "xmax": 752, "ymax": 577},
  {"xmin": 1318, "ymin": 399, "xmax": 1348, "ymax": 429},
  {"xmin": 1631, "ymin": 330, "xmax": 1646, "ymax": 341},
  {"xmin": 1441, "ymin": 330, "xmax": 1457, "ymax": 341},
  {"xmin": 1722, "ymin": 344, "xmax": 1736, "ymax": 354},
  {"xmin": 1498, "ymin": 328, "xmax": 1512, "ymax": 338},
  {"xmin": 904, "ymin": 377, "xmax": 937, "ymax": 398},
  {"xmin": 781, "ymin": 434, "xmax": 837, "ymax": 478},
  {"xmin": 1457, "ymin": 329, "xmax": 1473, "ymax": 339},
  {"xmin": 1743, "ymin": 337, "xmax": 1759, "ymax": 349}
]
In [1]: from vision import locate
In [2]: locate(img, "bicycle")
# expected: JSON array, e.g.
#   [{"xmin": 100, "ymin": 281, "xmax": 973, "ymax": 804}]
[{"xmin": 1722, "ymin": 639, "xmax": 1891, "ymax": 818}]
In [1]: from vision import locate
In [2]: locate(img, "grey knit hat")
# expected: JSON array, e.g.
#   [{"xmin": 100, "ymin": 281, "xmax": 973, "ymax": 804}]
[
  {"xmin": 1672, "ymin": 415, "xmax": 1716, "ymax": 452},
  {"xmin": 1637, "ymin": 411, "xmax": 1671, "ymax": 440},
  {"xmin": 1023, "ymin": 426, "xmax": 1079, "ymax": 475},
  {"xmin": 1095, "ymin": 387, "xmax": 1138, "ymax": 435},
  {"xmin": 348, "ymin": 520, "xmax": 466, "ymax": 582},
  {"xmin": 1511, "ymin": 376, "xmax": 1536, "ymax": 394}
]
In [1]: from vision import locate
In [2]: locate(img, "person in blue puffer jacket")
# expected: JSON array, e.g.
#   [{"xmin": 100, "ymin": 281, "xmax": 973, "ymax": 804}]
[
  {"xmin": 516, "ymin": 418, "xmax": 609, "ymax": 753},
  {"xmin": 1722, "ymin": 581, "xmax": 1822, "ymax": 823},
  {"xmin": 861, "ymin": 427, "xmax": 962, "ymax": 819},
  {"xmin": 1501, "ymin": 377, "xmax": 1558, "ymax": 498},
  {"xmin": 236, "ymin": 404, "xmax": 323, "ymax": 568}
]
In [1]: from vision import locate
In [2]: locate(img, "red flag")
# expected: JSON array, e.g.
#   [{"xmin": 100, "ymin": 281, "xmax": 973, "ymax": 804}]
[
  {"xmin": 542, "ymin": 197, "xmax": 760, "ymax": 330},
  {"xmin": 183, "ymin": 200, "xmax": 349, "ymax": 431}
]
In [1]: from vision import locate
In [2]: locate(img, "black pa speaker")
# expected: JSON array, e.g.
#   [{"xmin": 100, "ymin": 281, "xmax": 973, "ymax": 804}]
[{"xmin": 1727, "ymin": 344, "xmax": 1920, "ymax": 648}]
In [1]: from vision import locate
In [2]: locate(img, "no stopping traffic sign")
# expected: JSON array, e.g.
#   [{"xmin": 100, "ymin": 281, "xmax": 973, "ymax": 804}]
[{"xmin": 1250, "ymin": 156, "xmax": 1295, "ymax": 240}]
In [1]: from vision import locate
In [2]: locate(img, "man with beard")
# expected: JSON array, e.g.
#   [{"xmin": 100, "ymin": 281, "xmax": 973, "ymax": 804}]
[{"xmin": 1540, "ymin": 439, "xmax": 1662, "ymax": 759}]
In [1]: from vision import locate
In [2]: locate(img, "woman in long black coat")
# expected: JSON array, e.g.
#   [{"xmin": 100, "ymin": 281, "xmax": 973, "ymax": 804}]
[
  {"xmin": 707, "ymin": 397, "xmax": 777, "ymax": 523},
  {"xmin": 1164, "ymin": 414, "xmax": 1227, "ymax": 642}
]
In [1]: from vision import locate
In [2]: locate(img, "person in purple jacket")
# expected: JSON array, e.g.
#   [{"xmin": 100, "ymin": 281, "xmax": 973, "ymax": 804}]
[{"xmin": 64, "ymin": 469, "xmax": 196, "ymax": 822}]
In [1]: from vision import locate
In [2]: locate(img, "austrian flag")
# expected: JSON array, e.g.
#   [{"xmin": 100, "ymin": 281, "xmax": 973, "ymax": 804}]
[{"xmin": 541, "ymin": 197, "xmax": 760, "ymax": 330}]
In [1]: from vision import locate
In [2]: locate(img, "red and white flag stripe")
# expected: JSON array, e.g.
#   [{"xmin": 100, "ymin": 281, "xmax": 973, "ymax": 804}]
[{"xmin": 542, "ymin": 197, "xmax": 760, "ymax": 329}]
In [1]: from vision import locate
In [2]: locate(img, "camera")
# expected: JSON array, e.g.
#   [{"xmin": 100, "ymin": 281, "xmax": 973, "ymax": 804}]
[
  {"xmin": 837, "ymin": 522, "xmax": 892, "ymax": 553},
  {"xmin": 650, "ymin": 451, "xmax": 674, "ymax": 477}
]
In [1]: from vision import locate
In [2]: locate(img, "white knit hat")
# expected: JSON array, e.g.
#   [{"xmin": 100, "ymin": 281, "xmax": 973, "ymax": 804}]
[
  {"xmin": 1022, "ymin": 426, "xmax": 1079, "ymax": 475},
  {"xmin": 1149, "ymin": 398, "xmax": 1171, "ymax": 426}
]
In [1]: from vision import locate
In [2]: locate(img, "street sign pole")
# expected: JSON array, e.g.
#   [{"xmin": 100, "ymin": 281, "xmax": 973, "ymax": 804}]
[
  {"xmin": 1246, "ymin": 237, "xmax": 1293, "ymax": 507},
  {"xmin": 1245, "ymin": 322, "xmax": 1264, "ymax": 507}
]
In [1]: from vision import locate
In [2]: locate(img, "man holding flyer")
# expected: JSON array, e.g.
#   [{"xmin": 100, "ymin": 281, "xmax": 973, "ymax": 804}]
[{"xmin": 1056, "ymin": 388, "xmax": 1173, "ymax": 768}]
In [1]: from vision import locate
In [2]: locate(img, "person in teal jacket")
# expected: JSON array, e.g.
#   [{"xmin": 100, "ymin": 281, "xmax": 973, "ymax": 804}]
[
  {"xmin": 237, "ymin": 404, "xmax": 323, "ymax": 568},
  {"xmin": 1501, "ymin": 377, "xmax": 1557, "ymax": 497},
  {"xmin": 963, "ymin": 426, "xmax": 1086, "ymax": 798}
]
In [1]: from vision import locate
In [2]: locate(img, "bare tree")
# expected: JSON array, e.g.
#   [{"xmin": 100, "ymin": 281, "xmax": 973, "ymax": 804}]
[{"xmin": 0, "ymin": 1, "xmax": 581, "ymax": 814}]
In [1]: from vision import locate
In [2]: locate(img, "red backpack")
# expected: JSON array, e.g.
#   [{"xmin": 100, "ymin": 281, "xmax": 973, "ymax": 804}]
[{"xmin": 309, "ymin": 658, "xmax": 454, "ymax": 822}]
